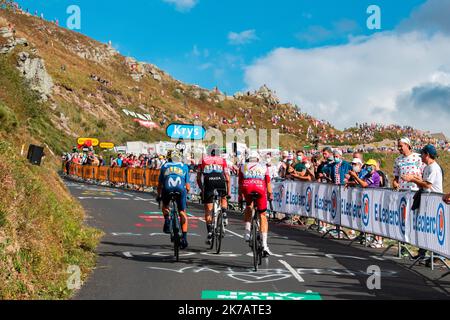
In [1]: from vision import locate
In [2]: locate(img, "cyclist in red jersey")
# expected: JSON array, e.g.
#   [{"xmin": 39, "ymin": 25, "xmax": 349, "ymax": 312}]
[
  {"xmin": 239, "ymin": 151, "xmax": 274, "ymax": 256},
  {"xmin": 197, "ymin": 144, "xmax": 231, "ymax": 245}
]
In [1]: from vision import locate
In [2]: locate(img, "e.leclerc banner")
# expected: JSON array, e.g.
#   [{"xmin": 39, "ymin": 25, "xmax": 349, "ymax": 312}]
[{"xmin": 409, "ymin": 193, "xmax": 450, "ymax": 258}]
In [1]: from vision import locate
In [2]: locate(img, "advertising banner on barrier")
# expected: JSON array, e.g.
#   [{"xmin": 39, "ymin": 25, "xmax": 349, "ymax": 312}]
[
  {"xmin": 272, "ymin": 181, "xmax": 310, "ymax": 217},
  {"xmin": 314, "ymin": 183, "xmax": 341, "ymax": 225},
  {"xmin": 340, "ymin": 187, "xmax": 414, "ymax": 242},
  {"xmin": 409, "ymin": 193, "xmax": 450, "ymax": 258},
  {"xmin": 272, "ymin": 181, "xmax": 341, "ymax": 225}
]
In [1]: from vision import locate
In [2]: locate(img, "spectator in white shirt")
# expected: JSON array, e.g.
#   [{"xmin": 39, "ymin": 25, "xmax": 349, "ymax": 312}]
[
  {"xmin": 393, "ymin": 137, "xmax": 424, "ymax": 191},
  {"xmin": 403, "ymin": 144, "xmax": 444, "ymax": 261},
  {"xmin": 402, "ymin": 144, "xmax": 443, "ymax": 194}
]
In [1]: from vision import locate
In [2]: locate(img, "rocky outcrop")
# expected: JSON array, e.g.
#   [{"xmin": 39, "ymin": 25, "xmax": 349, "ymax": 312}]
[
  {"xmin": 125, "ymin": 57, "xmax": 166, "ymax": 83},
  {"xmin": 61, "ymin": 37, "xmax": 118, "ymax": 63},
  {"xmin": 233, "ymin": 85, "xmax": 280, "ymax": 105},
  {"xmin": 17, "ymin": 52, "xmax": 54, "ymax": 101},
  {"xmin": 0, "ymin": 26, "xmax": 28, "ymax": 54}
]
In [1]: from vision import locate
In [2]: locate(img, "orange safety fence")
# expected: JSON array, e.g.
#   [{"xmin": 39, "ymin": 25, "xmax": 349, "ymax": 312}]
[
  {"xmin": 69, "ymin": 163, "xmax": 76, "ymax": 176},
  {"xmin": 74, "ymin": 164, "xmax": 83, "ymax": 178},
  {"xmin": 66, "ymin": 164, "xmax": 161, "ymax": 188},
  {"xmin": 96, "ymin": 166, "xmax": 109, "ymax": 181},
  {"xmin": 82, "ymin": 166, "xmax": 97, "ymax": 180},
  {"xmin": 127, "ymin": 168, "xmax": 145, "ymax": 185},
  {"xmin": 145, "ymin": 169, "xmax": 160, "ymax": 187},
  {"xmin": 110, "ymin": 167, "xmax": 126, "ymax": 183}
]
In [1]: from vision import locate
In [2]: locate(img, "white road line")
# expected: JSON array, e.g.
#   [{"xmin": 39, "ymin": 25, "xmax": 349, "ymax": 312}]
[
  {"xmin": 279, "ymin": 260, "xmax": 305, "ymax": 283},
  {"xmin": 149, "ymin": 201, "xmax": 159, "ymax": 205},
  {"xmin": 198, "ymin": 218, "xmax": 244, "ymax": 239}
]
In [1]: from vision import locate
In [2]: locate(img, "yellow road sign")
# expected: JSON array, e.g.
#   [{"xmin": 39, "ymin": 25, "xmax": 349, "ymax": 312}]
[
  {"xmin": 99, "ymin": 142, "xmax": 115, "ymax": 149},
  {"xmin": 77, "ymin": 138, "xmax": 99, "ymax": 146}
]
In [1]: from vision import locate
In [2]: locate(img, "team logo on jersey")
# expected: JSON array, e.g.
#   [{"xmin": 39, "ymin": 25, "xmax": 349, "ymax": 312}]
[
  {"xmin": 399, "ymin": 197, "xmax": 407, "ymax": 235},
  {"xmin": 168, "ymin": 176, "xmax": 182, "ymax": 188},
  {"xmin": 437, "ymin": 204, "xmax": 446, "ymax": 246},
  {"xmin": 204, "ymin": 164, "xmax": 224, "ymax": 174},
  {"xmin": 362, "ymin": 194, "xmax": 370, "ymax": 227},
  {"xmin": 243, "ymin": 164, "xmax": 265, "ymax": 180}
]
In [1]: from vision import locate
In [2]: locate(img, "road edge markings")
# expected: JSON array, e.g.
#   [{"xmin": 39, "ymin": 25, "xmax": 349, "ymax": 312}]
[{"xmin": 279, "ymin": 260, "xmax": 305, "ymax": 283}]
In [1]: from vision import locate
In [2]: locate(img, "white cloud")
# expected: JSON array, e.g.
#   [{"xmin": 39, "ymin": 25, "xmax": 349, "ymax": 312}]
[
  {"xmin": 163, "ymin": 0, "xmax": 198, "ymax": 12},
  {"xmin": 228, "ymin": 29, "xmax": 258, "ymax": 45},
  {"xmin": 244, "ymin": 1, "xmax": 450, "ymax": 136}
]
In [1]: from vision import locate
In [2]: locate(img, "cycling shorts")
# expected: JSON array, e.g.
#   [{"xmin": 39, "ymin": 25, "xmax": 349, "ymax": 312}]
[
  {"xmin": 242, "ymin": 186, "xmax": 268, "ymax": 213},
  {"xmin": 162, "ymin": 188, "xmax": 187, "ymax": 212},
  {"xmin": 203, "ymin": 173, "xmax": 227, "ymax": 204}
]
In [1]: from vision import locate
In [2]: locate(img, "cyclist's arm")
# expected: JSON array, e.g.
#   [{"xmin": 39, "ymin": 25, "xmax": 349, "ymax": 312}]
[{"xmin": 185, "ymin": 183, "xmax": 191, "ymax": 193}]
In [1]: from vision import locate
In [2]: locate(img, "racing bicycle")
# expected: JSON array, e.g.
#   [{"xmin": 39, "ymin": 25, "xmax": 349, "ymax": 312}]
[
  {"xmin": 248, "ymin": 192, "xmax": 264, "ymax": 271},
  {"xmin": 167, "ymin": 192, "xmax": 183, "ymax": 262},
  {"xmin": 209, "ymin": 189, "xmax": 228, "ymax": 254}
]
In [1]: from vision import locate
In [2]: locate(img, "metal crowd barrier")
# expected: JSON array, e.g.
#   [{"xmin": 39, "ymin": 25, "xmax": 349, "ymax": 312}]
[{"xmin": 62, "ymin": 162, "xmax": 450, "ymax": 275}]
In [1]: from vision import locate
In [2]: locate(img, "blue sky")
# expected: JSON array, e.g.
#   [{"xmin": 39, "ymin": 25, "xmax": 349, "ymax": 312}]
[
  {"xmin": 16, "ymin": 0, "xmax": 425, "ymax": 94},
  {"xmin": 15, "ymin": 0, "xmax": 450, "ymax": 135}
]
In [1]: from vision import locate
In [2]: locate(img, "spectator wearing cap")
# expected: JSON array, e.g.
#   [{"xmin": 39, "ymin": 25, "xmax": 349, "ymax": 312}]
[
  {"xmin": 393, "ymin": 137, "xmax": 424, "ymax": 191},
  {"xmin": 402, "ymin": 144, "xmax": 443, "ymax": 194},
  {"xmin": 345, "ymin": 158, "xmax": 364, "ymax": 188},
  {"xmin": 348, "ymin": 159, "xmax": 381, "ymax": 188},
  {"xmin": 329, "ymin": 149, "xmax": 352, "ymax": 186},
  {"xmin": 285, "ymin": 153, "xmax": 296, "ymax": 179}
]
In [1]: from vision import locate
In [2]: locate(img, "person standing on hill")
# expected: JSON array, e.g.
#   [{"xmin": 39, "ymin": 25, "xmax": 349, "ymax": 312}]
[{"xmin": 393, "ymin": 138, "xmax": 424, "ymax": 191}]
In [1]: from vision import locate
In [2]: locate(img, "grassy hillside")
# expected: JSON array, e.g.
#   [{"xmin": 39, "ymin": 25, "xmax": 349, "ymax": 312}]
[
  {"xmin": 0, "ymin": 141, "xmax": 100, "ymax": 299},
  {"xmin": 0, "ymin": 36, "xmax": 101, "ymax": 298}
]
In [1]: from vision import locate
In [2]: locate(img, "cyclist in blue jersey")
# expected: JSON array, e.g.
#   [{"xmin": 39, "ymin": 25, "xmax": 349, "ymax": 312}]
[{"xmin": 157, "ymin": 150, "xmax": 191, "ymax": 249}]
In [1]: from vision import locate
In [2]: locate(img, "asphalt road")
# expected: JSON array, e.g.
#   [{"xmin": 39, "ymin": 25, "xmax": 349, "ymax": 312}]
[{"xmin": 65, "ymin": 180, "xmax": 450, "ymax": 300}]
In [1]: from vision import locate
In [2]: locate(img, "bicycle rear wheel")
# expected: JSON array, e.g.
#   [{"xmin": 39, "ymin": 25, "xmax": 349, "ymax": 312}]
[
  {"xmin": 252, "ymin": 217, "xmax": 258, "ymax": 272},
  {"xmin": 215, "ymin": 213, "xmax": 224, "ymax": 254},
  {"xmin": 257, "ymin": 232, "xmax": 263, "ymax": 265},
  {"xmin": 171, "ymin": 204, "xmax": 180, "ymax": 262}
]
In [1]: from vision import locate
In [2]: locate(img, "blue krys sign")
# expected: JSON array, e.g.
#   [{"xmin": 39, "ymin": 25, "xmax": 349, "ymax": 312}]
[{"xmin": 166, "ymin": 123, "xmax": 206, "ymax": 140}]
